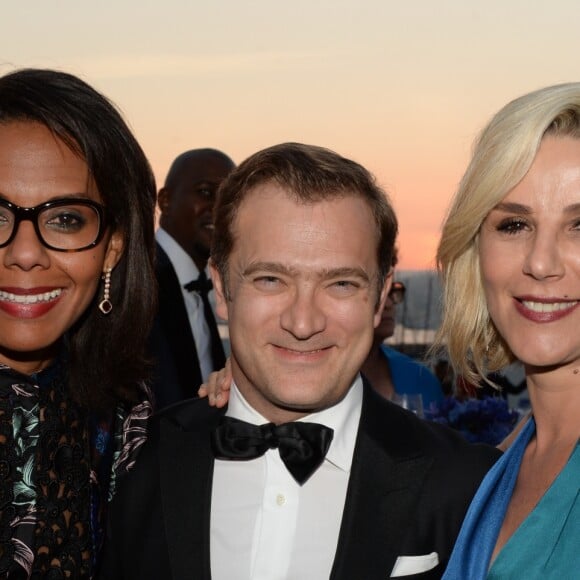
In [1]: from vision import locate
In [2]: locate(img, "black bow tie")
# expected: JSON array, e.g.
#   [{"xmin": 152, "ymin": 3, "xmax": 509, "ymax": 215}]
[
  {"xmin": 211, "ymin": 416, "xmax": 334, "ymax": 485},
  {"xmin": 184, "ymin": 271, "xmax": 213, "ymax": 295}
]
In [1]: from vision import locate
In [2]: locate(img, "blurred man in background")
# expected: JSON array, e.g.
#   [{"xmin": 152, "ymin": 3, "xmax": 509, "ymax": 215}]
[{"xmin": 150, "ymin": 148, "xmax": 235, "ymax": 408}]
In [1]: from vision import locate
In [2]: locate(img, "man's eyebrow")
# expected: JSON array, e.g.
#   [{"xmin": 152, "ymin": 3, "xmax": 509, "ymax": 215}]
[
  {"xmin": 563, "ymin": 202, "xmax": 580, "ymax": 214},
  {"xmin": 242, "ymin": 262, "xmax": 370, "ymax": 282},
  {"xmin": 242, "ymin": 262, "xmax": 292, "ymax": 277},
  {"xmin": 192, "ymin": 178, "xmax": 222, "ymax": 187},
  {"xmin": 319, "ymin": 266, "xmax": 371, "ymax": 282}
]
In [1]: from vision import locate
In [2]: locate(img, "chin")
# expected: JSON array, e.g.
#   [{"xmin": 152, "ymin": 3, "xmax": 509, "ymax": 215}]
[
  {"xmin": 274, "ymin": 400, "xmax": 323, "ymax": 413},
  {"xmin": 514, "ymin": 347, "xmax": 577, "ymax": 370},
  {"xmin": 271, "ymin": 386, "xmax": 334, "ymax": 410}
]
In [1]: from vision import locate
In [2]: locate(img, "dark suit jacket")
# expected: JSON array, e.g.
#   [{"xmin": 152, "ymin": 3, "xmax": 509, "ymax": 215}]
[
  {"xmin": 148, "ymin": 243, "xmax": 225, "ymax": 409},
  {"xmin": 101, "ymin": 384, "xmax": 500, "ymax": 579}
]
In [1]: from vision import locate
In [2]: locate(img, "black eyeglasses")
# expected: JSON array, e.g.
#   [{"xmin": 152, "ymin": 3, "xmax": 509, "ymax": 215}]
[
  {"xmin": 0, "ymin": 198, "xmax": 107, "ymax": 252},
  {"xmin": 388, "ymin": 281, "xmax": 406, "ymax": 304}
]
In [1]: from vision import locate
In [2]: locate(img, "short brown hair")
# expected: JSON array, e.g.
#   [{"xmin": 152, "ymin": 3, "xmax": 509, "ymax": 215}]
[{"xmin": 211, "ymin": 142, "xmax": 397, "ymax": 299}]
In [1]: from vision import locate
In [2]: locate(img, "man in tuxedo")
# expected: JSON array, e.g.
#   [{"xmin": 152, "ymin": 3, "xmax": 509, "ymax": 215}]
[
  {"xmin": 150, "ymin": 148, "xmax": 235, "ymax": 408},
  {"xmin": 103, "ymin": 143, "xmax": 499, "ymax": 579}
]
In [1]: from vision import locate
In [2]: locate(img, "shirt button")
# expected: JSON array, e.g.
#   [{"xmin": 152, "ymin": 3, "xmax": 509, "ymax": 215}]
[{"xmin": 276, "ymin": 493, "xmax": 286, "ymax": 506}]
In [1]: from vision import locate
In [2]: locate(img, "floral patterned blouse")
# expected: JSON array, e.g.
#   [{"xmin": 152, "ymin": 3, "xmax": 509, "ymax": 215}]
[{"xmin": 0, "ymin": 360, "xmax": 152, "ymax": 579}]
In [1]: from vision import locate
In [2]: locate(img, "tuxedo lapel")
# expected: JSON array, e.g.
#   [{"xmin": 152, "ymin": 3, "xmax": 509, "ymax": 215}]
[
  {"xmin": 330, "ymin": 386, "xmax": 434, "ymax": 580},
  {"xmin": 156, "ymin": 244, "xmax": 203, "ymax": 397},
  {"xmin": 159, "ymin": 413, "xmax": 216, "ymax": 580}
]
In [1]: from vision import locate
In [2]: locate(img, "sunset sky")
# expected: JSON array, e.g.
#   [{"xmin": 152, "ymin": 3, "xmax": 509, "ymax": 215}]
[{"xmin": 3, "ymin": 1, "xmax": 579, "ymax": 268}]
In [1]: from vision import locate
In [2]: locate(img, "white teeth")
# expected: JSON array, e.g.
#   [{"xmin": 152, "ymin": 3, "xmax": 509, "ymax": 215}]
[
  {"xmin": 521, "ymin": 300, "xmax": 577, "ymax": 313},
  {"xmin": 0, "ymin": 289, "xmax": 62, "ymax": 304}
]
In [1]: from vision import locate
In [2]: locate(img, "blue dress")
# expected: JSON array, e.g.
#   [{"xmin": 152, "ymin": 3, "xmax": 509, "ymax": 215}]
[
  {"xmin": 443, "ymin": 418, "xmax": 579, "ymax": 579},
  {"xmin": 488, "ymin": 440, "xmax": 579, "ymax": 578}
]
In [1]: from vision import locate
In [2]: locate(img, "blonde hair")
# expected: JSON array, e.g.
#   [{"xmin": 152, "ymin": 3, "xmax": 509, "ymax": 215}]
[{"xmin": 435, "ymin": 83, "xmax": 580, "ymax": 385}]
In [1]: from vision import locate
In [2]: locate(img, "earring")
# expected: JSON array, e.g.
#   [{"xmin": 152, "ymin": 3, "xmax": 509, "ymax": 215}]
[{"xmin": 98, "ymin": 268, "xmax": 113, "ymax": 314}]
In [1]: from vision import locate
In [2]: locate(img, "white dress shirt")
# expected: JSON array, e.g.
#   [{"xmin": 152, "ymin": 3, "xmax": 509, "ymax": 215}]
[
  {"xmin": 156, "ymin": 227, "xmax": 214, "ymax": 381},
  {"xmin": 210, "ymin": 377, "xmax": 363, "ymax": 580}
]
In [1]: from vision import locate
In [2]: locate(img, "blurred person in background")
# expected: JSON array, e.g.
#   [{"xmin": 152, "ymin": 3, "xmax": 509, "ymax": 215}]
[
  {"xmin": 150, "ymin": 148, "xmax": 234, "ymax": 408},
  {"xmin": 361, "ymin": 250, "xmax": 444, "ymax": 411}
]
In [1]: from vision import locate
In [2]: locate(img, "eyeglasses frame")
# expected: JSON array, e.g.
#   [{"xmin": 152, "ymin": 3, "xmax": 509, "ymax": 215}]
[{"xmin": 0, "ymin": 197, "xmax": 108, "ymax": 253}]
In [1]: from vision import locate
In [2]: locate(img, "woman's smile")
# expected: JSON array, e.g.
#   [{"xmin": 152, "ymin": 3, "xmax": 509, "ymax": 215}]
[
  {"xmin": 0, "ymin": 286, "xmax": 63, "ymax": 318},
  {"xmin": 514, "ymin": 296, "xmax": 579, "ymax": 323}
]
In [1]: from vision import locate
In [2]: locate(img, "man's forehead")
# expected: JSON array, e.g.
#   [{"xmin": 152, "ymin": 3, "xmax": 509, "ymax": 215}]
[
  {"xmin": 238, "ymin": 181, "xmax": 362, "ymax": 211},
  {"xmin": 175, "ymin": 153, "xmax": 231, "ymax": 183},
  {"xmin": 176, "ymin": 158, "xmax": 211, "ymax": 182},
  {"xmin": 231, "ymin": 186, "xmax": 379, "ymax": 263}
]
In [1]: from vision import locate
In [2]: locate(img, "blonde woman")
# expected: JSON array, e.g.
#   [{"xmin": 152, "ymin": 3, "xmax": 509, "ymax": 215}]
[{"xmin": 439, "ymin": 84, "xmax": 580, "ymax": 578}]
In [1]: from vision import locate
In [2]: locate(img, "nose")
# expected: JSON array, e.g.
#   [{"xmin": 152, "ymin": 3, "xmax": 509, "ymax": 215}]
[
  {"xmin": 3, "ymin": 220, "xmax": 50, "ymax": 271},
  {"xmin": 280, "ymin": 286, "xmax": 326, "ymax": 339},
  {"xmin": 522, "ymin": 229, "xmax": 565, "ymax": 280}
]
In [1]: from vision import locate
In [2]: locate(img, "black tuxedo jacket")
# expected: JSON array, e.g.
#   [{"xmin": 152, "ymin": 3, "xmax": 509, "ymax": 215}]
[
  {"xmin": 148, "ymin": 243, "xmax": 225, "ymax": 409},
  {"xmin": 101, "ymin": 384, "xmax": 499, "ymax": 579}
]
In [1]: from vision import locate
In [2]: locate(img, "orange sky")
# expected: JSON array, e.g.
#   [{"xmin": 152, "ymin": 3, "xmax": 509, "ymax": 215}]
[{"xmin": 3, "ymin": 1, "xmax": 579, "ymax": 268}]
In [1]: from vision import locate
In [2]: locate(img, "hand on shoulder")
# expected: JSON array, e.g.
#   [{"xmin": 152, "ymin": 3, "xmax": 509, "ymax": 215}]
[{"xmin": 198, "ymin": 358, "xmax": 232, "ymax": 407}]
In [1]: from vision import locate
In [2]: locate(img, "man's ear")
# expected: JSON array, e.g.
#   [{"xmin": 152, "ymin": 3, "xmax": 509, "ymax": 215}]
[
  {"xmin": 157, "ymin": 187, "xmax": 170, "ymax": 213},
  {"xmin": 103, "ymin": 230, "xmax": 124, "ymax": 272},
  {"xmin": 209, "ymin": 259, "xmax": 229, "ymax": 321},
  {"xmin": 373, "ymin": 270, "xmax": 392, "ymax": 329}
]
